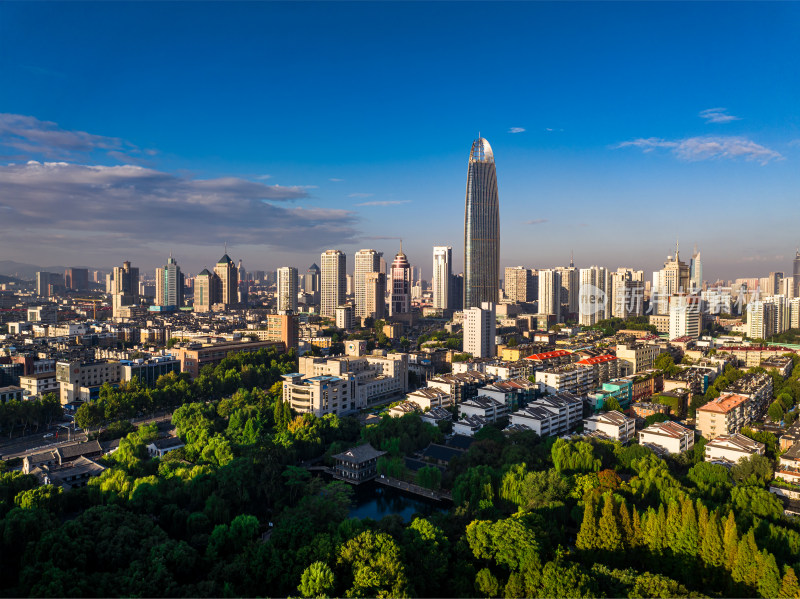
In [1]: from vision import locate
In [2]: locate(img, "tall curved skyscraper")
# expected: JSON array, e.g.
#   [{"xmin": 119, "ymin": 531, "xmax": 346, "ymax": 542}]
[{"xmin": 464, "ymin": 137, "xmax": 500, "ymax": 308}]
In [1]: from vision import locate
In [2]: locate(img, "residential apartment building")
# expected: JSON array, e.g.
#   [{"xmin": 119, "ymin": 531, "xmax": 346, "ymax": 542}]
[
  {"xmin": 535, "ymin": 364, "xmax": 594, "ymax": 396},
  {"xmin": 281, "ymin": 373, "xmax": 355, "ymax": 417},
  {"xmin": 669, "ymin": 294, "xmax": 702, "ymax": 340},
  {"xmin": 432, "ymin": 246, "xmax": 452, "ymax": 311},
  {"xmin": 524, "ymin": 349, "xmax": 576, "ymax": 369},
  {"xmin": 507, "ymin": 392, "xmax": 583, "ymax": 436},
  {"xmin": 459, "ymin": 395, "xmax": 509, "ymax": 422},
  {"xmin": 504, "ymin": 266, "xmax": 535, "ymax": 303},
  {"xmin": 406, "ymin": 387, "xmax": 452, "ymax": 411},
  {"xmin": 583, "ymin": 410, "xmax": 636, "ymax": 443},
  {"xmin": 704, "ymin": 433, "xmax": 765, "ymax": 465},
  {"xmin": 576, "ymin": 354, "xmax": 619, "ymax": 384},
  {"xmin": 615, "ymin": 343, "xmax": 660, "ymax": 376},
  {"xmin": 426, "ymin": 371, "xmax": 496, "ymax": 406},
  {"xmin": 538, "ymin": 269, "xmax": 562, "ymax": 322},
  {"xmin": 696, "ymin": 393, "xmax": 750, "ymax": 440},
  {"xmin": 277, "ymin": 267, "xmax": 299, "ymax": 314},
  {"xmin": 320, "ymin": 250, "xmax": 346, "ymax": 318},
  {"xmin": 463, "ymin": 302, "xmax": 496, "ymax": 358},
  {"xmin": 120, "ymin": 356, "xmax": 181, "ymax": 386},
  {"xmin": 364, "ymin": 272, "xmax": 387, "ymax": 320},
  {"xmin": 638, "ymin": 421, "xmax": 695, "ymax": 454}
]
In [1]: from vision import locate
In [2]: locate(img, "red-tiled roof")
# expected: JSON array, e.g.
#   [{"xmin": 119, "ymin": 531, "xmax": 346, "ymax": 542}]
[
  {"xmin": 525, "ymin": 350, "xmax": 571, "ymax": 361},
  {"xmin": 576, "ymin": 354, "xmax": 617, "ymax": 365}
]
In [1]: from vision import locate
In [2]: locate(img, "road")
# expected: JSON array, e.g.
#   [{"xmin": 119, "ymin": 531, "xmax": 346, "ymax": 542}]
[{"xmin": 0, "ymin": 412, "xmax": 173, "ymax": 461}]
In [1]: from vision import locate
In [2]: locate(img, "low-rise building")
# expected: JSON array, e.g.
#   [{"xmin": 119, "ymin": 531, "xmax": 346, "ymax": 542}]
[
  {"xmin": 332, "ymin": 444, "xmax": 386, "ymax": 483},
  {"xmin": 281, "ymin": 373, "xmax": 356, "ymax": 417},
  {"xmin": 704, "ymin": 433, "xmax": 765, "ymax": 465},
  {"xmin": 147, "ymin": 437, "xmax": 186, "ymax": 458},
  {"xmin": 19, "ymin": 372, "xmax": 59, "ymax": 399},
  {"xmin": 615, "ymin": 343, "xmax": 660, "ymax": 376},
  {"xmin": 630, "ymin": 401, "xmax": 671, "ymax": 420},
  {"xmin": 775, "ymin": 442, "xmax": 800, "ymax": 486},
  {"xmin": 387, "ymin": 401, "xmax": 421, "ymax": 418},
  {"xmin": 0, "ymin": 385, "xmax": 24, "ymax": 404},
  {"xmin": 459, "ymin": 396, "xmax": 508, "ymax": 422},
  {"xmin": 426, "ymin": 371, "xmax": 496, "ymax": 406},
  {"xmin": 175, "ymin": 339, "xmax": 285, "ymax": 378},
  {"xmin": 583, "ymin": 410, "xmax": 636, "ymax": 443},
  {"xmin": 637, "ymin": 421, "xmax": 695, "ymax": 454},
  {"xmin": 535, "ymin": 364, "xmax": 594, "ymax": 396},
  {"xmin": 120, "ymin": 356, "xmax": 181, "ymax": 387},
  {"xmin": 576, "ymin": 354, "xmax": 619, "ymax": 384},
  {"xmin": 453, "ymin": 414, "xmax": 489, "ymax": 436},
  {"xmin": 55, "ymin": 359, "xmax": 122, "ymax": 405},
  {"xmin": 406, "ymin": 387, "xmax": 452, "ymax": 411},
  {"xmin": 507, "ymin": 392, "xmax": 583, "ymax": 437},
  {"xmin": 477, "ymin": 378, "xmax": 538, "ymax": 411},
  {"xmin": 696, "ymin": 393, "xmax": 749, "ymax": 440},
  {"xmin": 524, "ymin": 349, "xmax": 576, "ymax": 369},
  {"xmin": 421, "ymin": 407, "xmax": 452, "ymax": 428},
  {"xmin": 761, "ymin": 355, "xmax": 794, "ymax": 379}
]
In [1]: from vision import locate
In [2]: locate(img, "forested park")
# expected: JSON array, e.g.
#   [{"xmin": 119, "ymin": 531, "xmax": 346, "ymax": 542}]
[{"xmin": 1, "ymin": 346, "xmax": 800, "ymax": 598}]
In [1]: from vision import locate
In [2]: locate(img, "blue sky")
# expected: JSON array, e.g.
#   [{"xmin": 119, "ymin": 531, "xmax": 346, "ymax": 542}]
[{"xmin": 1, "ymin": 1, "xmax": 798, "ymax": 281}]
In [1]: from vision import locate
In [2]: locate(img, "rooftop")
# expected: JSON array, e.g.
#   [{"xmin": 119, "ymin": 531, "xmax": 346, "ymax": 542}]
[
  {"xmin": 525, "ymin": 350, "xmax": 572, "ymax": 361},
  {"xmin": 697, "ymin": 393, "xmax": 748, "ymax": 414},
  {"xmin": 332, "ymin": 443, "xmax": 386, "ymax": 463}
]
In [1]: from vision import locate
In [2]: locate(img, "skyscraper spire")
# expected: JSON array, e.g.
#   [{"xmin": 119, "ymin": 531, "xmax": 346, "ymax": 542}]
[
  {"xmin": 570, "ymin": 249, "xmax": 574, "ymax": 268},
  {"xmin": 676, "ymin": 238, "xmax": 680, "ymax": 261}
]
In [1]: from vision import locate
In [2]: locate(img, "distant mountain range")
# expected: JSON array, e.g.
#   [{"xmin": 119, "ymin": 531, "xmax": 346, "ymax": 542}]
[{"xmin": 0, "ymin": 260, "xmax": 105, "ymax": 281}]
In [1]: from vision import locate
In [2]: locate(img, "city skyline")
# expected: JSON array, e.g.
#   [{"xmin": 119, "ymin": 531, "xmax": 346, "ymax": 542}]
[{"xmin": 1, "ymin": 2, "xmax": 799, "ymax": 279}]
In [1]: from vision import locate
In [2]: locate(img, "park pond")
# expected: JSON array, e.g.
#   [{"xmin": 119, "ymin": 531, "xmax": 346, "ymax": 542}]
[{"xmin": 347, "ymin": 480, "xmax": 448, "ymax": 522}]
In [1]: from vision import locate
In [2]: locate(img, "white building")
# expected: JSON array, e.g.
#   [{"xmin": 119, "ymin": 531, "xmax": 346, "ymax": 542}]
[
  {"xmin": 406, "ymin": 387, "xmax": 452, "ymax": 410},
  {"xmin": 538, "ymin": 269, "xmax": 562, "ymax": 322},
  {"xmin": 335, "ymin": 304, "xmax": 355, "ymax": 330},
  {"xmin": 610, "ymin": 268, "xmax": 645, "ymax": 319},
  {"xmin": 638, "ymin": 421, "xmax": 694, "ymax": 454},
  {"xmin": 507, "ymin": 392, "xmax": 583, "ymax": 436},
  {"xmin": 19, "ymin": 372, "xmax": 59, "ymax": 399},
  {"xmin": 669, "ymin": 294, "xmax": 701, "ymax": 340},
  {"xmin": 320, "ymin": 250, "xmax": 346, "ymax": 318},
  {"xmin": 55, "ymin": 360, "xmax": 122, "ymax": 405},
  {"xmin": 432, "ymin": 246, "xmax": 452, "ymax": 311},
  {"xmin": 578, "ymin": 266, "xmax": 609, "ymax": 325},
  {"xmin": 535, "ymin": 364, "xmax": 594, "ymax": 396},
  {"xmin": 583, "ymin": 410, "xmax": 636, "ymax": 443},
  {"xmin": 463, "ymin": 302, "xmax": 496, "ymax": 358},
  {"xmin": 459, "ymin": 395, "xmax": 508, "ymax": 422},
  {"xmin": 284, "ymin": 341, "xmax": 408, "ymax": 415},
  {"xmin": 277, "ymin": 266, "xmax": 299, "ymax": 314},
  {"xmin": 704, "ymin": 433, "xmax": 765, "ymax": 465}
]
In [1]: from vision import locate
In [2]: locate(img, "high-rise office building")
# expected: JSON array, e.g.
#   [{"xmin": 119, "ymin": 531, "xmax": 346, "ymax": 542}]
[
  {"xmin": 652, "ymin": 243, "xmax": 690, "ymax": 315},
  {"xmin": 304, "ymin": 263, "xmax": 320, "ymax": 294},
  {"xmin": 464, "ymin": 137, "xmax": 500, "ymax": 309},
  {"xmin": 432, "ymin": 246, "xmax": 452, "ymax": 311},
  {"xmin": 355, "ymin": 249, "xmax": 381, "ymax": 318},
  {"xmin": 390, "ymin": 246, "xmax": 412, "ymax": 316},
  {"xmin": 155, "ymin": 255, "xmax": 184, "ymax": 308},
  {"xmin": 35, "ymin": 271, "xmax": 60, "ymax": 296},
  {"xmin": 214, "ymin": 253, "xmax": 239, "ymax": 308},
  {"xmin": 463, "ymin": 302, "xmax": 496, "ymax": 358},
  {"xmin": 364, "ymin": 272, "xmax": 386, "ymax": 320},
  {"xmin": 669, "ymin": 294, "xmax": 701, "ymax": 340},
  {"xmin": 112, "ymin": 261, "xmax": 140, "ymax": 315},
  {"xmin": 277, "ymin": 266, "xmax": 298, "ymax": 313},
  {"xmin": 690, "ymin": 246, "xmax": 703, "ymax": 291},
  {"xmin": 504, "ymin": 266, "xmax": 534, "ymax": 304},
  {"xmin": 320, "ymin": 250, "xmax": 346, "ymax": 317},
  {"xmin": 194, "ymin": 269, "xmax": 219, "ymax": 313},
  {"xmin": 538, "ymin": 269, "xmax": 562, "ymax": 322},
  {"xmin": 793, "ymin": 249, "xmax": 800, "ymax": 298},
  {"xmin": 64, "ymin": 268, "xmax": 89, "ymax": 292},
  {"xmin": 450, "ymin": 274, "xmax": 464, "ymax": 311}
]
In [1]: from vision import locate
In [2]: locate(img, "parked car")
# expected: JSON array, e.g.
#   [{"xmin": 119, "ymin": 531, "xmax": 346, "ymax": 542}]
[{"xmin": 43, "ymin": 433, "xmax": 55, "ymax": 439}]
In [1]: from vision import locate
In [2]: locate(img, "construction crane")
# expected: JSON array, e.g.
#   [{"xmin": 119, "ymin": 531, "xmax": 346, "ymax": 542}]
[{"xmin": 74, "ymin": 298, "xmax": 103, "ymax": 319}]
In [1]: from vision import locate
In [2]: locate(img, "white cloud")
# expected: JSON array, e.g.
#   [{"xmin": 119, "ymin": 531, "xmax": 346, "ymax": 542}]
[
  {"xmin": 0, "ymin": 113, "xmax": 154, "ymax": 161},
  {"xmin": 0, "ymin": 161, "xmax": 359, "ymax": 252},
  {"xmin": 348, "ymin": 192, "xmax": 374, "ymax": 198},
  {"xmin": 616, "ymin": 135, "xmax": 781, "ymax": 165},
  {"xmin": 254, "ymin": 174, "xmax": 272, "ymax": 180},
  {"xmin": 525, "ymin": 218, "xmax": 548, "ymax": 225},
  {"xmin": 508, "ymin": 127, "xmax": 526, "ymax": 134},
  {"xmin": 356, "ymin": 200, "xmax": 411, "ymax": 207},
  {"xmin": 699, "ymin": 108, "xmax": 740, "ymax": 124},
  {"xmin": 329, "ymin": 178, "xmax": 344, "ymax": 182}
]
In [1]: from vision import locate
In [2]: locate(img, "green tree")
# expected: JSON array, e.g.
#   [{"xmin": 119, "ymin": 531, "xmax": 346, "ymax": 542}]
[
  {"xmin": 338, "ymin": 531, "xmax": 409, "ymax": 598},
  {"xmin": 416, "ymin": 466, "xmax": 442, "ymax": 490},
  {"xmin": 576, "ymin": 493, "xmax": 599, "ymax": 551},
  {"xmin": 597, "ymin": 494, "xmax": 623, "ymax": 553},
  {"xmin": 298, "ymin": 561, "xmax": 335, "ymax": 598},
  {"xmin": 768, "ymin": 400, "xmax": 785, "ymax": 423},
  {"xmin": 731, "ymin": 454, "xmax": 774, "ymax": 486}
]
